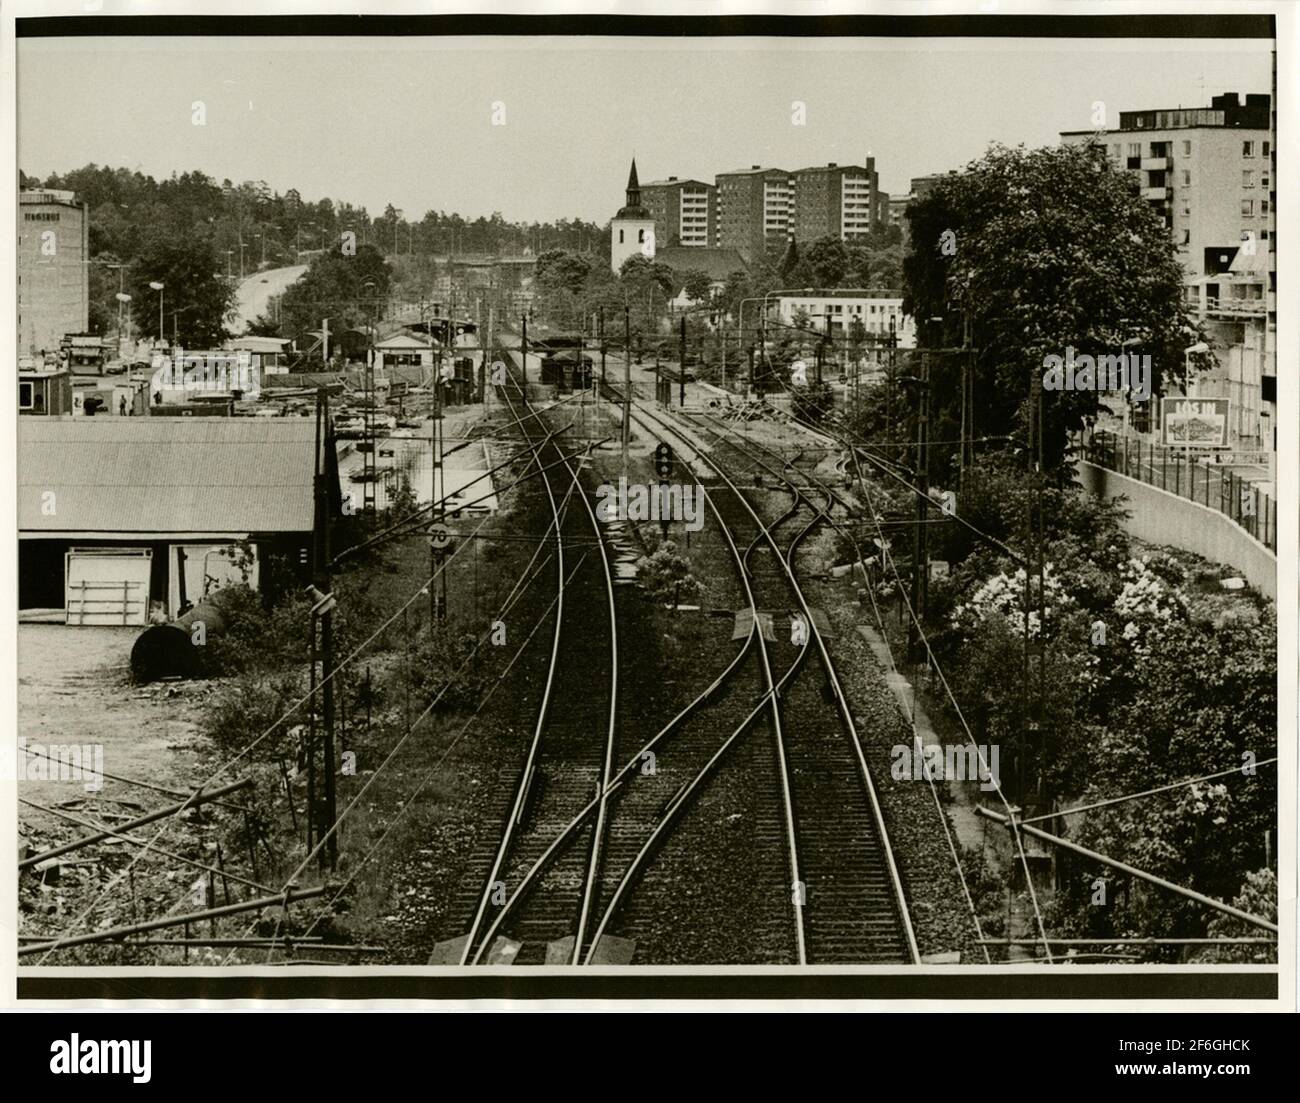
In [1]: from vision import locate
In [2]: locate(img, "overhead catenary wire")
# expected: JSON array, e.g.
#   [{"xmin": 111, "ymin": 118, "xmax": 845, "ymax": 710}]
[
  {"xmin": 246, "ymin": 452, "xmax": 593, "ymax": 963},
  {"xmin": 846, "ymin": 442, "xmax": 1056, "ymax": 963},
  {"xmin": 1018, "ymin": 757, "xmax": 1278, "ymax": 826},
  {"xmin": 288, "ymin": 551, "xmax": 590, "ymax": 956},
  {"xmin": 17, "ymin": 746, "xmax": 252, "ymax": 813}
]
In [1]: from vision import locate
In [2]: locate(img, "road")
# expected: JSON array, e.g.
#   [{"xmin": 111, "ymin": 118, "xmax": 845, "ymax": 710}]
[{"xmin": 229, "ymin": 264, "xmax": 308, "ymax": 334}]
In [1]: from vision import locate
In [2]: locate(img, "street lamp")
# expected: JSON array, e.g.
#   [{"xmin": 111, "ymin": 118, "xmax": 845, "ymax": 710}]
[
  {"xmin": 149, "ymin": 282, "xmax": 165, "ymax": 345},
  {"xmin": 1183, "ymin": 341, "xmax": 1210, "ymax": 398},
  {"xmin": 116, "ymin": 292, "xmax": 133, "ymax": 349},
  {"xmin": 1175, "ymin": 341, "xmax": 1212, "ymax": 478}
]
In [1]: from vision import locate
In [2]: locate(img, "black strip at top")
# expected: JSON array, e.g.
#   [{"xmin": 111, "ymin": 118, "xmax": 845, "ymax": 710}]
[{"xmin": 14, "ymin": 13, "xmax": 1277, "ymax": 40}]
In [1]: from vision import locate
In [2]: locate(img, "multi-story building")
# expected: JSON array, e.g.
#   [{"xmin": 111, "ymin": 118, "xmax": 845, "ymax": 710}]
[
  {"xmin": 17, "ymin": 189, "xmax": 89, "ymax": 358},
  {"xmin": 1061, "ymin": 92, "xmax": 1271, "ymax": 279},
  {"xmin": 773, "ymin": 291, "xmax": 917, "ymax": 348},
  {"xmin": 791, "ymin": 158, "xmax": 880, "ymax": 243},
  {"xmin": 886, "ymin": 194, "xmax": 911, "ymax": 232},
  {"xmin": 885, "ymin": 174, "xmax": 957, "ymax": 244},
  {"xmin": 909, "ymin": 174, "xmax": 950, "ymax": 202},
  {"xmin": 640, "ymin": 176, "xmax": 716, "ymax": 248},
  {"xmin": 1062, "ymin": 92, "xmax": 1274, "ymax": 451},
  {"xmin": 714, "ymin": 166, "xmax": 795, "ymax": 265}
]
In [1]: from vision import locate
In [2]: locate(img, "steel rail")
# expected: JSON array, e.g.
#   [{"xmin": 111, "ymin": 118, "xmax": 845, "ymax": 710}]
[
  {"xmin": 677, "ymin": 405, "xmax": 921, "ymax": 963},
  {"xmin": 582, "ymin": 414, "xmax": 798, "ymax": 960},
  {"xmin": 464, "ymin": 348, "xmax": 618, "ymax": 966},
  {"xmin": 458, "ymin": 367, "xmax": 570, "ymax": 965},
  {"xmin": 608, "ymin": 390, "xmax": 812, "ymax": 963},
  {"xmin": 474, "ymin": 390, "xmax": 769, "ymax": 962}
]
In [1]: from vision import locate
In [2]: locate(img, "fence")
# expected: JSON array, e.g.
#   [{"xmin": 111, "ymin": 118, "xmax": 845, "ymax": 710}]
[{"xmin": 1080, "ymin": 431, "xmax": 1276, "ymax": 553}]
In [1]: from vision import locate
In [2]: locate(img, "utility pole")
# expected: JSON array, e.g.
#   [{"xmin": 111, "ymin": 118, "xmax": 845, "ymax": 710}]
[
  {"xmin": 623, "ymin": 305, "xmax": 631, "ymax": 478},
  {"xmin": 362, "ymin": 290, "xmax": 377, "ymax": 526},
  {"xmin": 909, "ymin": 353, "xmax": 930, "ymax": 664},
  {"xmin": 1022, "ymin": 364, "xmax": 1046, "ymax": 804},
  {"xmin": 818, "ymin": 312, "xmax": 830, "ymax": 386},
  {"xmin": 959, "ymin": 308, "xmax": 974, "ymax": 491},
  {"xmin": 679, "ymin": 315, "xmax": 687, "ymax": 407},
  {"xmin": 521, "ymin": 312, "xmax": 528, "ymax": 384},
  {"xmin": 599, "ymin": 305, "xmax": 607, "ymax": 388},
  {"xmin": 720, "ymin": 318, "xmax": 726, "ymax": 392},
  {"xmin": 430, "ymin": 310, "xmax": 447, "ymax": 624},
  {"xmin": 312, "ymin": 389, "xmax": 338, "ymax": 869}
]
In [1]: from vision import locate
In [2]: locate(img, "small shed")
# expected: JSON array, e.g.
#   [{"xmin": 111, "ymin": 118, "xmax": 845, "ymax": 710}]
[{"xmin": 374, "ymin": 331, "xmax": 436, "ymax": 373}]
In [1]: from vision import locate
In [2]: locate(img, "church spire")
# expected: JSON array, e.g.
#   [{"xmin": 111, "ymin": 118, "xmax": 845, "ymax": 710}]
[
  {"xmin": 614, "ymin": 156, "xmax": 651, "ymax": 221},
  {"xmin": 626, "ymin": 158, "xmax": 641, "ymax": 208}
]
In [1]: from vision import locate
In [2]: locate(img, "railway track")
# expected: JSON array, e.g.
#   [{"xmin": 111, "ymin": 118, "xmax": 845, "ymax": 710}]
[
  {"xmin": 451, "ymin": 360, "xmax": 916, "ymax": 965},
  {"xmin": 467, "ymin": 360, "xmax": 794, "ymax": 964},
  {"xmin": 453, "ymin": 351, "xmax": 618, "ymax": 966},
  {"xmin": 606, "ymin": 390, "xmax": 919, "ymax": 964}
]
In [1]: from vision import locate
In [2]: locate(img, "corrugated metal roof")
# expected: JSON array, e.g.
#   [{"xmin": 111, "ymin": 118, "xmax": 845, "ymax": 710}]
[{"xmin": 19, "ymin": 419, "xmax": 319, "ymax": 535}]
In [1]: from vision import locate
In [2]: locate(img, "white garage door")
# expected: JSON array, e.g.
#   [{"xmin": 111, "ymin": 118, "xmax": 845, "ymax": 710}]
[{"xmin": 65, "ymin": 548, "xmax": 152, "ymax": 626}]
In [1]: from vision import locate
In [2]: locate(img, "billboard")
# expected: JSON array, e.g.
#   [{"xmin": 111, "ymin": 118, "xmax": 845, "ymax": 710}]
[{"xmin": 1160, "ymin": 396, "xmax": 1230, "ymax": 448}]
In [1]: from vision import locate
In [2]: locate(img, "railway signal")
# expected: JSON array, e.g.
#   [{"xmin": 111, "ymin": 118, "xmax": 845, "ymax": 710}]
[
  {"xmin": 654, "ymin": 443, "xmax": 675, "ymax": 540},
  {"xmin": 654, "ymin": 442, "xmax": 675, "ymax": 483}
]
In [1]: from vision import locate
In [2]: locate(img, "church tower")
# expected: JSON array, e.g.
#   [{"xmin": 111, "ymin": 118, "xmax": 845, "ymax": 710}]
[{"xmin": 610, "ymin": 158, "xmax": 656, "ymax": 274}]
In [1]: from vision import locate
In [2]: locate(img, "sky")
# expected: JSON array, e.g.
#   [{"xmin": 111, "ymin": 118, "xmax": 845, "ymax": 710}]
[{"xmin": 16, "ymin": 36, "xmax": 1272, "ymax": 225}]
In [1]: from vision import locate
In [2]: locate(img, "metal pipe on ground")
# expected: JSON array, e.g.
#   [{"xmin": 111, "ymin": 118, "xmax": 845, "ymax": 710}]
[{"xmin": 129, "ymin": 588, "xmax": 237, "ymax": 682}]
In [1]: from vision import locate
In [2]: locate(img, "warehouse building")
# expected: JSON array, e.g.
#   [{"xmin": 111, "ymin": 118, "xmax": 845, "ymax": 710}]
[{"xmin": 19, "ymin": 419, "xmax": 340, "ymax": 624}]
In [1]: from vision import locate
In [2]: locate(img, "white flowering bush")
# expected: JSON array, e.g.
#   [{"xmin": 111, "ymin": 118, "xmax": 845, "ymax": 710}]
[
  {"xmin": 950, "ymin": 563, "xmax": 1074, "ymax": 639},
  {"xmin": 1186, "ymin": 781, "xmax": 1230, "ymax": 828},
  {"xmin": 1114, "ymin": 555, "xmax": 1186, "ymax": 648}
]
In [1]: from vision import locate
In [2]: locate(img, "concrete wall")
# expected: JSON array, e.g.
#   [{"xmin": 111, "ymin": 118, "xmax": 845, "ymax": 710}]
[{"xmin": 1075, "ymin": 460, "xmax": 1276, "ymax": 600}]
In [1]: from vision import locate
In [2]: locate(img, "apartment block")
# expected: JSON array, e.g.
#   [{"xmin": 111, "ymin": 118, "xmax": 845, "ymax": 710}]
[
  {"xmin": 1062, "ymin": 92, "xmax": 1275, "ymax": 451},
  {"xmin": 640, "ymin": 176, "xmax": 716, "ymax": 248},
  {"xmin": 1061, "ymin": 92, "xmax": 1271, "ymax": 279},
  {"xmin": 715, "ymin": 166, "xmax": 795, "ymax": 265},
  {"xmin": 791, "ymin": 158, "xmax": 880, "ymax": 243},
  {"xmin": 774, "ymin": 291, "xmax": 916, "ymax": 348}
]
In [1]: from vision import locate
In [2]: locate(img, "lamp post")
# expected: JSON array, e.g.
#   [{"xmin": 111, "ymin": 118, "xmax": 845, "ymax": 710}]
[
  {"xmin": 1179, "ymin": 341, "xmax": 1211, "ymax": 490},
  {"xmin": 115, "ymin": 292, "xmax": 132, "ymax": 353},
  {"xmin": 149, "ymin": 282, "xmax": 165, "ymax": 345},
  {"xmin": 1120, "ymin": 335, "xmax": 1142, "ymax": 440}
]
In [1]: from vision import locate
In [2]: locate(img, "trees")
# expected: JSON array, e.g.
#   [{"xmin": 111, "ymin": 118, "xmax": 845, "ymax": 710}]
[
  {"xmin": 619, "ymin": 253, "xmax": 676, "ymax": 296},
  {"xmin": 278, "ymin": 243, "xmax": 392, "ymax": 341},
  {"xmin": 903, "ymin": 142, "xmax": 1209, "ymax": 473},
  {"xmin": 803, "ymin": 236, "xmax": 851, "ymax": 287},
  {"xmin": 534, "ymin": 248, "xmax": 592, "ymax": 295},
  {"xmin": 679, "ymin": 268, "xmax": 714, "ymax": 307},
  {"xmin": 130, "ymin": 231, "xmax": 236, "ymax": 347}
]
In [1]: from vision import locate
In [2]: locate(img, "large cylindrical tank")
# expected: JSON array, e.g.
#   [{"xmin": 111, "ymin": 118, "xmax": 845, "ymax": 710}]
[{"xmin": 130, "ymin": 593, "xmax": 233, "ymax": 682}]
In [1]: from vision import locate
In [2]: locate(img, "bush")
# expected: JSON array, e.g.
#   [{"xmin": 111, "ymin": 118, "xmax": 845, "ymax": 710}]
[{"xmin": 637, "ymin": 541, "xmax": 704, "ymax": 609}]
